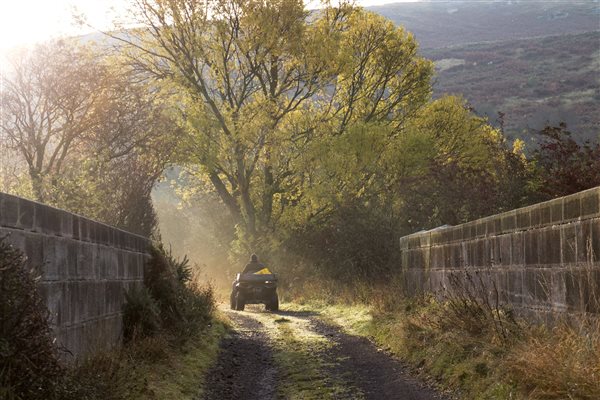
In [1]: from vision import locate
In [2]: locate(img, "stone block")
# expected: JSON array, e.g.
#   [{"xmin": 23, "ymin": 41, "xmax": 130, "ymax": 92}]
[
  {"xmin": 451, "ymin": 225, "xmax": 463, "ymax": 242},
  {"xmin": 408, "ymin": 235, "xmax": 421, "ymax": 250},
  {"xmin": 0, "ymin": 193, "xmax": 20, "ymax": 228},
  {"xmin": 419, "ymin": 233, "xmax": 431, "ymax": 249},
  {"xmin": 561, "ymin": 224, "xmax": 577, "ymax": 264},
  {"xmin": 530, "ymin": 205, "xmax": 541, "ymax": 228},
  {"xmin": 490, "ymin": 237, "xmax": 500, "ymax": 266},
  {"xmin": 431, "ymin": 246, "xmax": 443, "ymax": 269},
  {"xmin": 53, "ymin": 237, "xmax": 69, "ymax": 280},
  {"xmin": 540, "ymin": 227, "xmax": 561, "ymax": 265},
  {"xmin": 2, "ymin": 229, "xmax": 26, "ymax": 251},
  {"xmin": 583, "ymin": 270, "xmax": 600, "ymax": 313},
  {"xmin": 550, "ymin": 269, "xmax": 567, "ymax": 308},
  {"xmin": 563, "ymin": 195, "xmax": 581, "ymax": 220},
  {"xmin": 550, "ymin": 198, "xmax": 564, "ymax": 224},
  {"xmin": 430, "ymin": 231, "xmax": 443, "ymax": 246},
  {"xmin": 494, "ymin": 270, "xmax": 509, "ymax": 304},
  {"xmin": 449, "ymin": 243, "xmax": 462, "ymax": 268},
  {"xmin": 38, "ymin": 205, "xmax": 61, "ymax": 236},
  {"xmin": 483, "ymin": 239, "xmax": 492, "ymax": 267},
  {"xmin": 79, "ymin": 218, "xmax": 90, "ymax": 242},
  {"xmin": 512, "ymin": 232, "xmax": 525, "ymax": 266},
  {"xmin": 499, "ymin": 235, "xmax": 512, "ymax": 266},
  {"xmin": 71, "ymin": 215, "xmax": 80, "ymax": 240},
  {"xmin": 463, "ymin": 222, "xmax": 475, "ymax": 239},
  {"xmin": 441, "ymin": 228, "xmax": 454, "ymax": 244},
  {"xmin": 96, "ymin": 248, "xmax": 107, "ymax": 278},
  {"xmin": 67, "ymin": 241, "xmax": 79, "ymax": 278},
  {"xmin": 565, "ymin": 272, "xmax": 583, "ymax": 311},
  {"xmin": 485, "ymin": 218, "xmax": 496, "ymax": 236},
  {"xmin": 524, "ymin": 230, "xmax": 539, "ymax": 266},
  {"xmin": 581, "ymin": 188, "xmax": 600, "ymax": 218},
  {"xmin": 57, "ymin": 282, "xmax": 71, "ymax": 326},
  {"xmin": 507, "ymin": 269, "xmax": 524, "ymax": 306},
  {"xmin": 400, "ymin": 248, "xmax": 409, "ymax": 269},
  {"xmin": 17, "ymin": 198, "xmax": 34, "ymax": 230},
  {"xmin": 534, "ymin": 269, "xmax": 551, "ymax": 303},
  {"xmin": 501, "ymin": 211, "xmax": 516, "ymax": 233},
  {"xmin": 591, "ymin": 219, "xmax": 600, "ymax": 263},
  {"xmin": 516, "ymin": 208, "xmax": 531, "ymax": 230},
  {"xmin": 107, "ymin": 251, "xmax": 118, "ymax": 278},
  {"xmin": 399, "ymin": 236, "xmax": 409, "ymax": 251},
  {"xmin": 89, "ymin": 222, "xmax": 98, "ymax": 244},
  {"xmin": 522, "ymin": 269, "xmax": 536, "ymax": 303},
  {"xmin": 42, "ymin": 236, "xmax": 59, "ymax": 281},
  {"xmin": 576, "ymin": 220, "xmax": 594, "ymax": 263},
  {"xmin": 540, "ymin": 202, "xmax": 552, "ymax": 225},
  {"xmin": 40, "ymin": 282, "xmax": 61, "ymax": 327},
  {"xmin": 24, "ymin": 233, "xmax": 44, "ymax": 271},
  {"xmin": 60, "ymin": 212, "xmax": 73, "ymax": 238},
  {"xmin": 99, "ymin": 224, "xmax": 109, "ymax": 246},
  {"xmin": 77, "ymin": 245, "xmax": 95, "ymax": 279},
  {"xmin": 475, "ymin": 220, "xmax": 487, "ymax": 237}
]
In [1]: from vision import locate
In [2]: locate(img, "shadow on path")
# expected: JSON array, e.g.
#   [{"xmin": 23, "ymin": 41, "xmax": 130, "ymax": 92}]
[{"xmin": 201, "ymin": 312, "xmax": 277, "ymax": 400}]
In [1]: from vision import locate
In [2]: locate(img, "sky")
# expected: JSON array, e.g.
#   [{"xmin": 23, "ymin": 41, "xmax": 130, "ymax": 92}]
[{"xmin": 0, "ymin": 0, "xmax": 418, "ymax": 53}]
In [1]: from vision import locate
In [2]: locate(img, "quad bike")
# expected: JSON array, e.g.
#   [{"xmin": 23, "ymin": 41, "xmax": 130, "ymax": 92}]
[{"xmin": 230, "ymin": 270, "xmax": 278, "ymax": 312}]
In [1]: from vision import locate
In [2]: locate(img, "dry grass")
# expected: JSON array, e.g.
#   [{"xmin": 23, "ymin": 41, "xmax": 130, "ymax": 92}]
[
  {"xmin": 508, "ymin": 321, "xmax": 600, "ymax": 400},
  {"xmin": 288, "ymin": 274, "xmax": 600, "ymax": 400}
]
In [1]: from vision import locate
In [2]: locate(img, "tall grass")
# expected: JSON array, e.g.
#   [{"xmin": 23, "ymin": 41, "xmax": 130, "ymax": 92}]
[
  {"xmin": 287, "ymin": 266, "xmax": 600, "ymax": 400},
  {"xmin": 509, "ymin": 321, "xmax": 600, "ymax": 400}
]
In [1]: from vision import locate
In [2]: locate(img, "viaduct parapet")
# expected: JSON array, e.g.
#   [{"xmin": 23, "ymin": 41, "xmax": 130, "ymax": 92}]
[
  {"xmin": 399, "ymin": 187, "xmax": 600, "ymax": 322},
  {"xmin": 0, "ymin": 193, "xmax": 149, "ymax": 359}
]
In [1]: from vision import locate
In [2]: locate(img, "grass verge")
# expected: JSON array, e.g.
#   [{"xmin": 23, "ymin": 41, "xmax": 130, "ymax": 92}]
[
  {"xmin": 285, "ymin": 296, "xmax": 600, "ymax": 400},
  {"xmin": 251, "ymin": 310, "xmax": 363, "ymax": 399},
  {"xmin": 67, "ymin": 316, "xmax": 228, "ymax": 400}
]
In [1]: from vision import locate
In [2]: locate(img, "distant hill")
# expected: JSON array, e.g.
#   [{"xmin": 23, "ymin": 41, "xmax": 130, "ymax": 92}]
[
  {"xmin": 368, "ymin": 1, "xmax": 600, "ymax": 142},
  {"xmin": 369, "ymin": 1, "xmax": 600, "ymax": 49},
  {"xmin": 425, "ymin": 32, "xmax": 599, "ymax": 142}
]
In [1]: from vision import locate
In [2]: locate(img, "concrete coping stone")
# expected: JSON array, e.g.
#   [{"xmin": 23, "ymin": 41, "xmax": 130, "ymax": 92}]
[
  {"xmin": 0, "ymin": 192, "xmax": 150, "ymax": 252},
  {"xmin": 400, "ymin": 186, "xmax": 600, "ymax": 249}
]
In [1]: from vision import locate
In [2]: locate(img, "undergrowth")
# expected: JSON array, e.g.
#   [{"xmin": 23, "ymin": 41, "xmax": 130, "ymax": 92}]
[
  {"xmin": 0, "ymin": 236, "xmax": 65, "ymax": 400},
  {"xmin": 69, "ymin": 243, "xmax": 219, "ymax": 399},
  {"xmin": 0, "ymin": 237, "xmax": 219, "ymax": 400}
]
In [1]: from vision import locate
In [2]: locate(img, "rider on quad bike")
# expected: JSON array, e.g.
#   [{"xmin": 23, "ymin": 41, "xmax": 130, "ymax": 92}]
[
  {"xmin": 230, "ymin": 254, "xmax": 279, "ymax": 312},
  {"xmin": 243, "ymin": 254, "xmax": 265, "ymax": 274}
]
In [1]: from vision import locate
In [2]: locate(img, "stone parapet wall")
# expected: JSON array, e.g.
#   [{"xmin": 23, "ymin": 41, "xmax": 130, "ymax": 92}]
[
  {"xmin": 399, "ymin": 187, "xmax": 600, "ymax": 321},
  {"xmin": 0, "ymin": 193, "xmax": 149, "ymax": 359}
]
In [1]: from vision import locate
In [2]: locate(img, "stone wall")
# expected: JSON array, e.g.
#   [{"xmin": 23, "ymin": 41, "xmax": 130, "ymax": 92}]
[
  {"xmin": 399, "ymin": 187, "xmax": 600, "ymax": 322},
  {"xmin": 0, "ymin": 192, "xmax": 149, "ymax": 359}
]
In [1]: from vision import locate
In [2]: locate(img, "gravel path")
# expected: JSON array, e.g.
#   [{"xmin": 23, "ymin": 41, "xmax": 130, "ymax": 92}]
[
  {"xmin": 201, "ymin": 312, "xmax": 278, "ymax": 400},
  {"xmin": 202, "ymin": 307, "xmax": 450, "ymax": 400},
  {"xmin": 307, "ymin": 316, "xmax": 448, "ymax": 400}
]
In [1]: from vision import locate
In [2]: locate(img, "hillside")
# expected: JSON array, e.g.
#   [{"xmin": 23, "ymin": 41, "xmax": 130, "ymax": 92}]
[
  {"xmin": 368, "ymin": 1, "xmax": 600, "ymax": 142},
  {"xmin": 425, "ymin": 31, "xmax": 600, "ymax": 142},
  {"xmin": 369, "ymin": 0, "xmax": 600, "ymax": 49}
]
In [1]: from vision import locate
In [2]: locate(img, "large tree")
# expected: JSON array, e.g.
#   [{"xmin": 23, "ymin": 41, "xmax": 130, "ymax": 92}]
[
  {"xmin": 1, "ymin": 40, "xmax": 179, "ymax": 234},
  {"xmin": 117, "ymin": 0, "xmax": 433, "ymax": 245},
  {"xmin": 0, "ymin": 41, "xmax": 104, "ymax": 201}
]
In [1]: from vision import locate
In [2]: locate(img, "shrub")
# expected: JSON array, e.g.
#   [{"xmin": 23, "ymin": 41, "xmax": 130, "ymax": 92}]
[
  {"xmin": 0, "ymin": 236, "xmax": 64, "ymax": 400},
  {"xmin": 122, "ymin": 243, "xmax": 215, "ymax": 342},
  {"xmin": 122, "ymin": 286, "xmax": 161, "ymax": 342}
]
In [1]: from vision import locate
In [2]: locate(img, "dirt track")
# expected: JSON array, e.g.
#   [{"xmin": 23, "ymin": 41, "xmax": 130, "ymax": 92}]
[{"xmin": 202, "ymin": 306, "xmax": 449, "ymax": 400}]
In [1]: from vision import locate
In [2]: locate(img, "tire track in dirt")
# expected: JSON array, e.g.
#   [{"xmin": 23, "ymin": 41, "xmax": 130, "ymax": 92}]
[
  {"xmin": 203, "ymin": 306, "xmax": 450, "ymax": 400},
  {"xmin": 201, "ymin": 312, "xmax": 277, "ymax": 400},
  {"xmin": 306, "ymin": 316, "xmax": 449, "ymax": 400}
]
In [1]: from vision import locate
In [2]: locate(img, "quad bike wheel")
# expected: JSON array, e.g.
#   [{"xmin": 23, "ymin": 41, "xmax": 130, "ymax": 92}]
[
  {"xmin": 266, "ymin": 293, "xmax": 279, "ymax": 312},
  {"xmin": 235, "ymin": 291, "xmax": 245, "ymax": 311},
  {"xmin": 230, "ymin": 291, "xmax": 236, "ymax": 310}
]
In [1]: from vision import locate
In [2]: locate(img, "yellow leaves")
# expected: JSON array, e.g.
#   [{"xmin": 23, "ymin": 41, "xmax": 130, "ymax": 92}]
[{"xmin": 512, "ymin": 138, "xmax": 527, "ymax": 161}]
